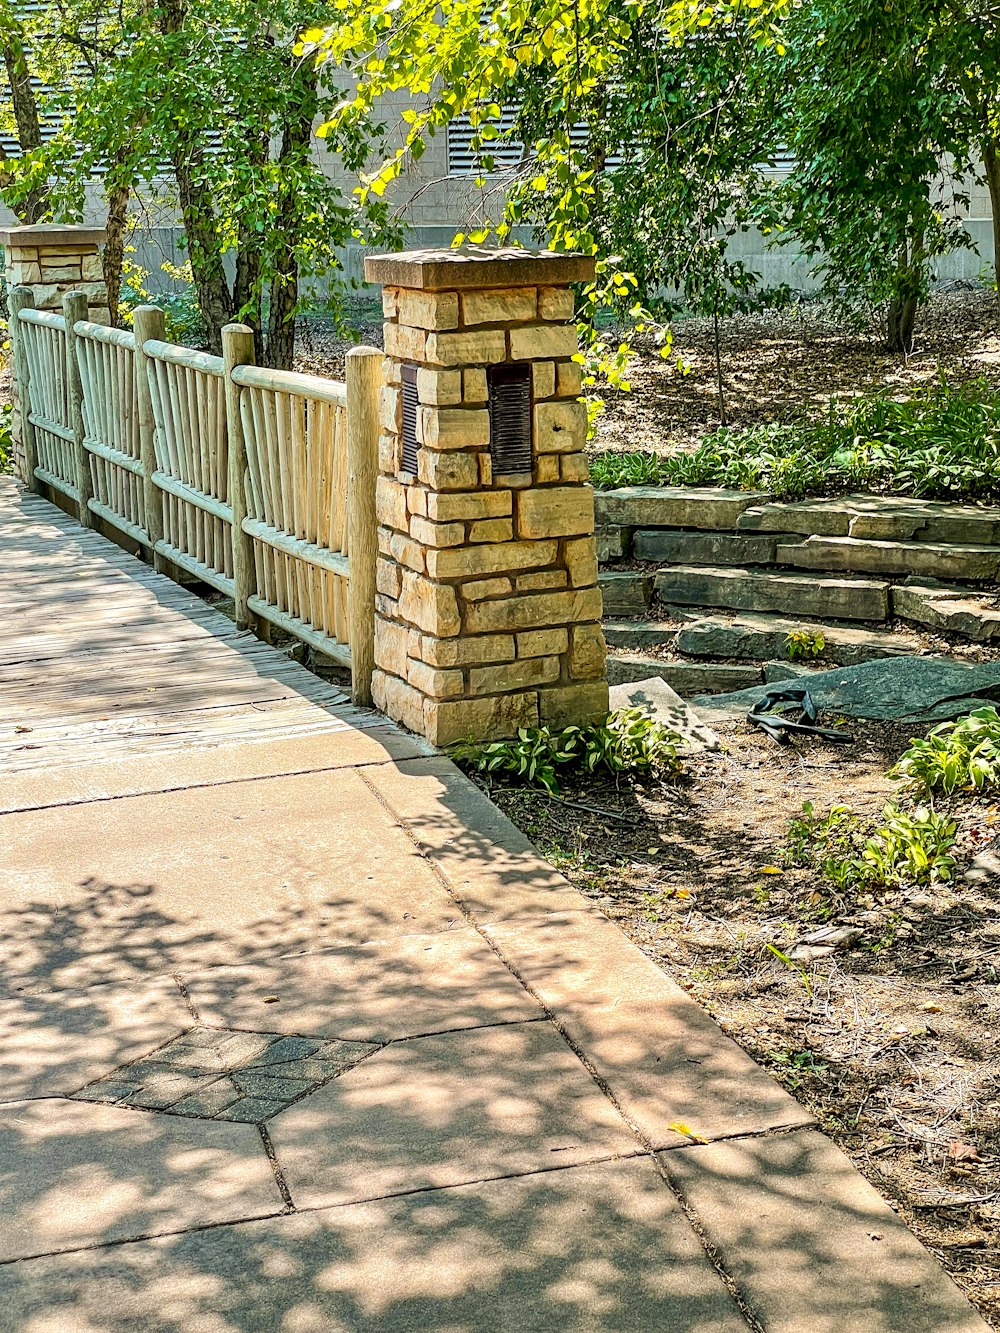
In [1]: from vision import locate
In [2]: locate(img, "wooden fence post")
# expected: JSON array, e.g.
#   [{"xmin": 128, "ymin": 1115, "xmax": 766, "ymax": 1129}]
[
  {"xmin": 222, "ymin": 323, "xmax": 258, "ymax": 632},
  {"xmin": 8, "ymin": 286, "xmax": 39, "ymax": 492},
  {"xmin": 63, "ymin": 289, "xmax": 93, "ymax": 527},
  {"xmin": 133, "ymin": 306, "xmax": 167, "ymax": 571},
  {"xmin": 346, "ymin": 345, "xmax": 382, "ymax": 707}
]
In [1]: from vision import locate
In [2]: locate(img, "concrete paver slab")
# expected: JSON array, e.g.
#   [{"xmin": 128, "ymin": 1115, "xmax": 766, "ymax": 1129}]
[
  {"xmin": 181, "ymin": 928, "xmax": 543, "ymax": 1042},
  {"xmin": 659, "ymin": 1130, "xmax": 987, "ymax": 1331},
  {"xmin": 362, "ymin": 758, "xmax": 595, "ymax": 922},
  {"xmin": 0, "ymin": 1097, "xmax": 284, "ymax": 1261},
  {"xmin": 0, "ymin": 769, "xmax": 461, "ymax": 992},
  {"xmin": 0, "ymin": 727, "xmax": 436, "ymax": 814},
  {"xmin": 0, "ymin": 975, "xmax": 192, "ymax": 1102},
  {"xmin": 268, "ymin": 1022, "xmax": 638, "ymax": 1208},
  {"xmin": 486, "ymin": 909, "xmax": 813, "ymax": 1147},
  {"xmin": 0, "ymin": 1158, "xmax": 746, "ymax": 1332}
]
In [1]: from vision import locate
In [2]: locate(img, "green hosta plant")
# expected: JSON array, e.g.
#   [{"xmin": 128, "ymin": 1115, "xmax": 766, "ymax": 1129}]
[
  {"xmin": 894, "ymin": 707, "xmax": 1000, "ymax": 796},
  {"xmin": 454, "ymin": 708, "xmax": 682, "ymax": 795}
]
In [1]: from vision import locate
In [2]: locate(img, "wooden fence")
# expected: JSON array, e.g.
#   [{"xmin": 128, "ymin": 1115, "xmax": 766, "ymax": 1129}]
[{"xmin": 8, "ymin": 286, "xmax": 380, "ymax": 705}]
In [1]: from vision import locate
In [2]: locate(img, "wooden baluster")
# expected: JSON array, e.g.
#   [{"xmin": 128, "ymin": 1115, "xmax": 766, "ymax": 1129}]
[
  {"xmin": 64, "ymin": 290, "xmax": 93, "ymax": 527},
  {"xmin": 9, "ymin": 287, "xmax": 40, "ymax": 493},
  {"xmin": 222, "ymin": 324, "xmax": 258, "ymax": 632},
  {"xmin": 345, "ymin": 346, "xmax": 381, "ymax": 707}
]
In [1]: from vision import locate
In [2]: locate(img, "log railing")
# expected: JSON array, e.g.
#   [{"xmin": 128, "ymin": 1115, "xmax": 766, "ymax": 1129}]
[{"xmin": 8, "ymin": 287, "xmax": 381, "ymax": 704}]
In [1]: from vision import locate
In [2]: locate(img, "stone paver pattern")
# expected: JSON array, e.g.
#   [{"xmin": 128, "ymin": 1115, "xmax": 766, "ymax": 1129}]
[{"xmin": 0, "ymin": 480, "xmax": 987, "ymax": 1331}]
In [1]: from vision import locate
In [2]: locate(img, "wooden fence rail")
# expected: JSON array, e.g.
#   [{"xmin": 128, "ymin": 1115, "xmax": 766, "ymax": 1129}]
[{"xmin": 8, "ymin": 288, "xmax": 381, "ymax": 705}]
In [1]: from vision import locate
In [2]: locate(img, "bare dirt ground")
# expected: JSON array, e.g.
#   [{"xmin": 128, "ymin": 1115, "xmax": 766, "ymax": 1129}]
[
  {"xmin": 483, "ymin": 722, "xmax": 1000, "ymax": 1329},
  {"xmin": 595, "ymin": 285, "xmax": 1000, "ymax": 455}
]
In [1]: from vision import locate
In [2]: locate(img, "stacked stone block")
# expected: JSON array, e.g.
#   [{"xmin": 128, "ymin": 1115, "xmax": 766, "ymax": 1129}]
[
  {"xmin": 1, "ymin": 224, "xmax": 108, "ymax": 480},
  {"xmin": 364, "ymin": 247, "xmax": 609, "ymax": 747}
]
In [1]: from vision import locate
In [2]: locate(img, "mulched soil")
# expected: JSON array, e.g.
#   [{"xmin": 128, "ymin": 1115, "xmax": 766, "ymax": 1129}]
[
  {"xmin": 595, "ymin": 285, "xmax": 1000, "ymax": 455},
  {"xmin": 482, "ymin": 722, "xmax": 1000, "ymax": 1328}
]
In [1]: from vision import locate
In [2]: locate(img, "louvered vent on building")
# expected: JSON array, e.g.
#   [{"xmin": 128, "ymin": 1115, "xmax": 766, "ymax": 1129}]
[
  {"xmin": 400, "ymin": 364, "xmax": 419, "ymax": 475},
  {"xmin": 488, "ymin": 364, "xmax": 532, "ymax": 475}
]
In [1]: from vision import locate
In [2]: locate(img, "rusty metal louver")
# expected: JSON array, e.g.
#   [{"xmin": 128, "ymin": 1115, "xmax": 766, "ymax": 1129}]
[
  {"xmin": 488, "ymin": 363, "xmax": 532, "ymax": 475},
  {"xmin": 400, "ymin": 363, "xmax": 419, "ymax": 475}
]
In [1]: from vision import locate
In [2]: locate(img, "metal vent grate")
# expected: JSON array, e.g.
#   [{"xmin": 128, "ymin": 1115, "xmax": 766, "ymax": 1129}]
[
  {"xmin": 400, "ymin": 364, "xmax": 419, "ymax": 476},
  {"xmin": 488, "ymin": 364, "xmax": 533, "ymax": 475}
]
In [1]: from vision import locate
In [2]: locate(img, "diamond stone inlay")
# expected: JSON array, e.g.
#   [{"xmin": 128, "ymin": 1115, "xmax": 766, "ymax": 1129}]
[{"xmin": 71, "ymin": 1027, "xmax": 378, "ymax": 1123}]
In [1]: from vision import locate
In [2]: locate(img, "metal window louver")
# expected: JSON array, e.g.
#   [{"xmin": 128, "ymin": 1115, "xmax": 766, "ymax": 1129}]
[
  {"xmin": 400, "ymin": 363, "xmax": 419, "ymax": 475},
  {"xmin": 488, "ymin": 364, "xmax": 533, "ymax": 475}
]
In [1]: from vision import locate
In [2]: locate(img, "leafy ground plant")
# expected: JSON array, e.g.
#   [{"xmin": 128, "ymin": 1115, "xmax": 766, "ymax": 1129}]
[
  {"xmin": 785, "ymin": 628, "xmax": 826, "ymax": 661},
  {"xmin": 0, "ymin": 402, "xmax": 12, "ymax": 475},
  {"xmin": 893, "ymin": 707, "xmax": 1000, "ymax": 796},
  {"xmin": 784, "ymin": 798, "xmax": 956, "ymax": 894},
  {"xmin": 590, "ymin": 378, "xmax": 1000, "ymax": 503},
  {"xmin": 453, "ymin": 708, "xmax": 682, "ymax": 795}
]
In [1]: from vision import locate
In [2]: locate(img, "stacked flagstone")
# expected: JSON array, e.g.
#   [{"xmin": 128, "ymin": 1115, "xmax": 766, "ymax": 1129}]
[{"xmin": 364, "ymin": 247, "xmax": 609, "ymax": 747}]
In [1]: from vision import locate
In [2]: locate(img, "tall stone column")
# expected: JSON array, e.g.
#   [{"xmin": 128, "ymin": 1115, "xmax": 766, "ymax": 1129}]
[
  {"xmin": 364, "ymin": 246, "xmax": 609, "ymax": 747},
  {"xmin": 1, "ymin": 224, "xmax": 109, "ymax": 482}
]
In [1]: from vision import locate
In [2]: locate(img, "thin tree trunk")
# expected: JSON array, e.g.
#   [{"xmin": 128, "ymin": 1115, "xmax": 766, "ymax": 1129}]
[
  {"xmin": 983, "ymin": 138, "xmax": 1000, "ymax": 304},
  {"xmin": 1, "ymin": 18, "xmax": 46, "ymax": 222},
  {"xmin": 264, "ymin": 67, "xmax": 316, "ymax": 370},
  {"xmin": 103, "ymin": 169, "xmax": 130, "ymax": 326},
  {"xmin": 713, "ymin": 307, "xmax": 727, "ymax": 426},
  {"xmin": 886, "ymin": 296, "xmax": 918, "ymax": 355}
]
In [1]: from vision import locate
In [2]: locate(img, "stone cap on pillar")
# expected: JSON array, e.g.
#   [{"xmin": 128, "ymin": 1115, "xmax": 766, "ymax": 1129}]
[
  {"xmin": 364, "ymin": 245, "xmax": 596, "ymax": 291},
  {"xmin": 0, "ymin": 224, "xmax": 107, "ymax": 248}
]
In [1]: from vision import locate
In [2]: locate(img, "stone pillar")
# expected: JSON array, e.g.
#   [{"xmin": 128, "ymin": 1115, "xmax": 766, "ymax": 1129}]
[
  {"xmin": 1, "ymin": 224, "xmax": 109, "ymax": 482},
  {"xmin": 363, "ymin": 246, "xmax": 609, "ymax": 747},
  {"xmin": 0, "ymin": 224, "xmax": 109, "ymax": 320}
]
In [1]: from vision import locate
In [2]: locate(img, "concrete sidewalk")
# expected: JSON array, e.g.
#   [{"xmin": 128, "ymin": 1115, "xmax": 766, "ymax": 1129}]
[
  {"xmin": 0, "ymin": 741, "xmax": 985, "ymax": 1331},
  {"xmin": 0, "ymin": 482, "xmax": 985, "ymax": 1330}
]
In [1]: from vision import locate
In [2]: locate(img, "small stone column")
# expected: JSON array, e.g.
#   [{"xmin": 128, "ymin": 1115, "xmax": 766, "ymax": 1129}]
[
  {"xmin": 1, "ymin": 224, "xmax": 109, "ymax": 482},
  {"xmin": 364, "ymin": 246, "xmax": 609, "ymax": 747}
]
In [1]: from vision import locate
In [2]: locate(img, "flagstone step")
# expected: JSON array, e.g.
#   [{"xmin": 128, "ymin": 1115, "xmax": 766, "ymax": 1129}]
[
  {"xmin": 892, "ymin": 584, "xmax": 1000, "ymax": 641},
  {"xmin": 604, "ymin": 615, "xmax": 915, "ymax": 666},
  {"xmin": 779, "ymin": 535, "xmax": 1000, "ymax": 582},
  {"xmin": 632, "ymin": 529, "xmax": 792, "ymax": 566},
  {"xmin": 595, "ymin": 486, "xmax": 770, "ymax": 531},
  {"xmin": 654, "ymin": 566, "xmax": 891, "ymax": 622},
  {"xmin": 598, "ymin": 570, "xmax": 655, "ymax": 616},
  {"xmin": 606, "ymin": 653, "xmax": 762, "ymax": 695}
]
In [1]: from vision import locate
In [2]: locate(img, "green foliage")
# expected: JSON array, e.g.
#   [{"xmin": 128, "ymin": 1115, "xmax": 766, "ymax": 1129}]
[
  {"xmin": 785, "ymin": 798, "xmax": 956, "ymax": 893},
  {"xmin": 894, "ymin": 707, "xmax": 1000, "ymax": 796},
  {"xmin": 119, "ymin": 256, "xmax": 205, "ymax": 345},
  {"xmin": 785, "ymin": 629, "xmax": 825, "ymax": 662},
  {"xmin": 0, "ymin": 402, "xmax": 13, "ymax": 476},
  {"xmin": 454, "ymin": 708, "xmax": 682, "ymax": 795},
  {"xmin": 591, "ymin": 379, "xmax": 1000, "ymax": 503}
]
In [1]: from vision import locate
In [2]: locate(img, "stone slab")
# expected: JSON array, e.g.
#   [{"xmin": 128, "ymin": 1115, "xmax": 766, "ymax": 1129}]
[
  {"xmin": 849, "ymin": 500, "xmax": 1000, "ymax": 545},
  {"xmin": 608, "ymin": 676, "xmax": 721, "ymax": 753},
  {"xmin": 674, "ymin": 613, "xmax": 914, "ymax": 666},
  {"xmin": 364, "ymin": 245, "xmax": 595, "ymax": 291},
  {"xmin": 660, "ymin": 1131, "xmax": 987, "ymax": 1332},
  {"xmin": 780, "ymin": 535, "xmax": 1000, "ymax": 582},
  {"xmin": 596, "ymin": 486, "xmax": 770, "ymax": 531},
  {"xmin": 0, "ymin": 976, "xmax": 192, "ymax": 1102},
  {"xmin": 0, "ymin": 1159, "xmax": 747, "ymax": 1331},
  {"xmin": 694, "ymin": 655, "xmax": 1000, "ymax": 722},
  {"xmin": 485, "ymin": 910, "xmax": 814, "ymax": 1148},
  {"xmin": 0, "ymin": 769, "xmax": 461, "ymax": 992},
  {"xmin": 0, "ymin": 223, "xmax": 107, "ymax": 247},
  {"xmin": 737, "ymin": 498, "xmax": 861, "ymax": 537},
  {"xmin": 598, "ymin": 570, "xmax": 654, "ymax": 615},
  {"xmin": 607, "ymin": 654, "xmax": 761, "ymax": 695},
  {"xmin": 0, "ymin": 1097, "xmax": 282, "ymax": 1261},
  {"xmin": 268, "ymin": 1022, "xmax": 636, "ymax": 1207},
  {"xmin": 603, "ymin": 619, "xmax": 683, "ymax": 651},
  {"xmin": 656, "ymin": 565, "xmax": 890, "ymax": 622},
  {"xmin": 595, "ymin": 524, "xmax": 627, "ymax": 561},
  {"xmin": 633, "ymin": 528, "xmax": 783, "ymax": 566},
  {"xmin": 181, "ymin": 927, "xmax": 542, "ymax": 1042},
  {"xmin": 893, "ymin": 584, "xmax": 1000, "ymax": 641},
  {"xmin": 361, "ymin": 757, "xmax": 590, "ymax": 923}
]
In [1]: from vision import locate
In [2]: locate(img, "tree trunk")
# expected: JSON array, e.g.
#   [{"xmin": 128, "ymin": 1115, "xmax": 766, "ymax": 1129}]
[
  {"xmin": 983, "ymin": 138, "xmax": 1000, "ymax": 302},
  {"xmin": 103, "ymin": 169, "xmax": 130, "ymax": 326},
  {"xmin": 1, "ymin": 19, "xmax": 46, "ymax": 222},
  {"xmin": 264, "ymin": 67, "xmax": 317, "ymax": 370},
  {"xmin": 886, "ymin": 295, "xmax": 918, "ymax": 354},
  {"xmin": 156, "ymin": 0, "xmax": 232, "ymax": 352}
]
